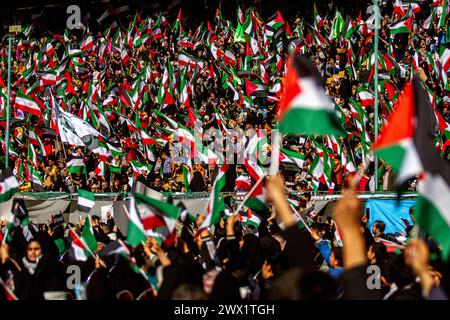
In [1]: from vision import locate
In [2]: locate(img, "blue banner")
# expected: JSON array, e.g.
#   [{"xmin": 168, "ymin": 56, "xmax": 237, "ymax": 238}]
[{"xmin": 365, "ymin": 199, "xmax": 415, "ymax": 236}]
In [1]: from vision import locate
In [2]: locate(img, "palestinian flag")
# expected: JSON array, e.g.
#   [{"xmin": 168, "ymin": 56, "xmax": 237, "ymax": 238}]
[
  {"xmin": 394, "ymin": 0, "xmax": 405, "ymax": 16},
  {"xmin": 415, "ymin": 172, "xmax": 450, "ymax": 260},
  {"xmin": 81, "ymin": 216, "xmax": 98, "ymax": 254},
  {"xmin": 0, "ymin": 171, "xmax": 19, "ymax": 203},
  {"xmin": 278, "ymin": 55, "xmax": 345, "ymax": 136},
  {"xmin": 127, "ymin": 184, "xmax": 181, "ymax": 247},
  {"xmin": 78, "ymin": 189, "xmax": 96, "ymax": 212},
  {"xmin": 14, "ymin": 93, "xmax": 42, "ymax": 117},
  {"xmin": 243, "ymin": 178, "xmax": 270, "ymax": 215},
  {"xmin": 373, "ymin": 77, "xmax": 427, "ymax": 184},
  {"xmin": 28, "ymin": 165, "xmax": 44, "ymax": 191},
  {"xmin": 266, "ymin": 11, "xmax": 285, "ymax": 30},
  {"xmin": 389, "ymin": 16, "xmax": 413, "ymax": 34},
  {"xmin": 67, "ymin": 155, "xmax": 87, "ymax": 174},
  {"xmin": 130, "ymin": 160, "xmax": 153, "ymax": 177},
  {"xmin": 69, "ymin": 228, "xmax": 92, "ymax": 261},
  {"xmin": 313, "ymin": 3, "xmax": 324, "ymax": 29},
  {"xmin": 244, "ymin": 209, "xmax": 261, "ymax": 229},
  {"xmin": 198, "ymin": 164, "xmax": 228, "ymax": 231},
  {"xmin": 127, "ymin": 195, "xmax": 147, "ymax": 247},
  {"xmin": 345, "ymin": 19, "xmax": 358, "ymax": 39},
  {"xmin": 94, "ymin": 161, "xmax": 105, "ymax": 176},
  {"xmin": 245, "ymin": 78, "xmax": 267, "ymax": 97},
  {"xmin": 11, "ymin": 199, "xmax": 29, "ymax": 226},
  {"xmin": 280, "ymin": 147, "xmax": 306, "ymax": 169},
  {"xmin": 172, "ymin": 8, "xmax": 182, "ymax": 34},
  {"xmin": 374, "ymin": 77, "xmax": 450, "ymax": 259}
]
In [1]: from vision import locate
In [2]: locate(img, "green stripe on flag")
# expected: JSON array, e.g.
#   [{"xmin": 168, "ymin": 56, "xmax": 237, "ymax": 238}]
[{"xmin": 81, "ymin": 216, "xmax": 98, "ymax": 253}]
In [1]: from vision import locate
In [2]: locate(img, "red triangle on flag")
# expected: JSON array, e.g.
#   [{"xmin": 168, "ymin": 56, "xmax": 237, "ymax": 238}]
[
  {"xmin": 373, "ymin": 81, "xmax": 415, "ymax": 150},
  {"xmin": 278, "ymin": 59, "xmax": 301, "ymax": 119},
  {"xmin": 275, "ymin": 11, "xmax": 285, "ymax": 23}
]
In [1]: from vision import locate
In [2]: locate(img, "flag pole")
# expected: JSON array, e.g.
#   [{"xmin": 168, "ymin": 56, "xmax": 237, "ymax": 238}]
[
  {"xmin": 5, "ymin": 36, "xmax": 12, "ymax": 170},
  {"xmin": 289, "ymin": 204, "xmax": 312, "ymax": 233},
  {"xmin": 373, "ymin": 0, "xmax": 380, "ymax": 191},
  {"xmin": 269, "ymin": 129, "xmax": 280, "ymax": 176}
]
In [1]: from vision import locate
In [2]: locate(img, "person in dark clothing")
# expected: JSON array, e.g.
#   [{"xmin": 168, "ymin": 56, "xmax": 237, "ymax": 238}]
[
  {"xmin": 189, "ymin": 170, "xmax": 205, "ymax": 192},
  {"xmin": 11, "ymin": 239, "xmax": 66, "ymax": 300}
]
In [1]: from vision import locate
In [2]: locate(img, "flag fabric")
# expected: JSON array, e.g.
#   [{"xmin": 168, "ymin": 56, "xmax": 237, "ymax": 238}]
[
  {"xmin": 267, "ymin": 11, "xmax": 285, "ymax": 30},
  {"xmin": 14, "ymin": 93, "xmax": 42, "ymax": 117},
  {"xmin": 69, "ymin": 228, "xmax": 90, "ymax": 261},
  {"xmin": 358, "ymin": 89, "xmax": 375, "ymax": 106},
  {"xmin": 94, "ymin": 161, "xmax": 106, "ymax": 176},
  {"xmin": 78, "ymin": 189, "xmax": 96, "ymax": 212},
  {"xmin": 81, "ymin": 216, "xmax": 98, "ymax": 254},
  {"xmin": 415, "ymin": 173, "xmax": 450, "ymax": 260},
  {"xmin": 438, "ymin": 0, "xmax": 448, "ymax": 28},
  {"xmin": 235, "ymin": 174, "xmax": 252, "ymax": 191},
  {"xmin": 378, "ymin": 77, "xmax": 450, "ymax": 260},
  {"xmin": 278, "ymin": 55, "xmax": 345, "ymax": 136},
  {"xmin": 313, "ymin": 3, "xmax": 324, "ymax": 29},
  {"xmin": 373, "ymin": 77, "xmax": 426, "ymax": 184},
  {"xmin": 243, "ymin": 178, "xmax": 270, "ymax": 215},
  {"xmin": 394, "ymin": 0, "xmax": 405, "ymax": 16},
  {"xmin": 329, "ymin": 11, "xmax": 345, "ymax": 40},
  {"xmin": 234, "ymin": 23, "xmax": 246, "ymax": 43},
  {"xmin": 0, "ymin": 278, "xmax": 18, "ymax": 300},
  {"xmin": 243, "ymin": 209, "xmax": 262, "ymax": 229},
  {"xmin": 127, "ymin": 182, "xmax": 181, "ymax": 247},
  {"xmin": 198, "ymin": 164, "xmax": 228, "ymax": 231},
  {"xmin": 67, "ymin": 155, "xmax": 87, "ymax": 174},
  {"xmin": 0, "ymin": 171, "xmax": 19, "ymax": 203},
  {"xmin": 182, "ymin": 165, "xmax": 191, "ymax": 192},
  {"xmin": 28, "ymin": 165, "xmax": 44, "ymax": 191},
  {"xmin": 127, "ymin": 195, "xmax": 147, "ymax": 247},
  {"xmin": 130, "ymin": 160, "xmax": 153, "ymax": 177},
  {"xmin": 280, "ymin": 147, "xmax": 306, "ymax": 169},
  {"xmin": 389, "ymin": 16, "xmax": 413, "ymax": 34},
  {"xmin": 11, "ymin": 198, "xmax": 29, "ymax": 226},
  {"xmin": 245, "ymin": 78, "xmax": 267, "ymax": 96},
  {"xmin": 441, "ymin": 48, "xmax": 450, "ymax": 73}
]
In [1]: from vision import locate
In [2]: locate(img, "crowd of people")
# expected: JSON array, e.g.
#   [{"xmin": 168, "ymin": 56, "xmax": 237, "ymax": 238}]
[
  {"xmin": 0, "ymin": 0, "xmax": 447, "ymax": 196},
  {"xmin": 0, "ymin": 175, "xmax": 448, "ymax": 300},
  {"xmin": 0, "ymin": 0, "xmax": 449, "ymax": 300}
]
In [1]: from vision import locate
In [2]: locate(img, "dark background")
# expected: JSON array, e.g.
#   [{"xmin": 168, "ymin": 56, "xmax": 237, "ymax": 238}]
[{"xmin": 0, "ymin": 0, "xmax": 378, "ymax": 36}]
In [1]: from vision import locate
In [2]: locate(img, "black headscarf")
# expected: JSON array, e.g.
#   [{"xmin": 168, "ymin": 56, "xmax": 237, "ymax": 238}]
[{"xmin": 189, "ymin": 171, "xmax": 205, "ymax": 192}]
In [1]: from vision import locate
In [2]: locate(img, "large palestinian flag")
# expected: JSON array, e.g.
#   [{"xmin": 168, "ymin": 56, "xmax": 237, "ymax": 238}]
[
  {"xmin": 373, "ymin": 78, "xmax": 424, "ymax": 184},
  {"xmin": 278, "ymin": 55, "xmax": 345, "ymax": 136},
  {"xmin": 374, "ymin": 76, "xmax": 450, "ymax": 260},
  {"xmin": 127, "ymin": 182, "xmax": 181, "ymax": 247}
]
